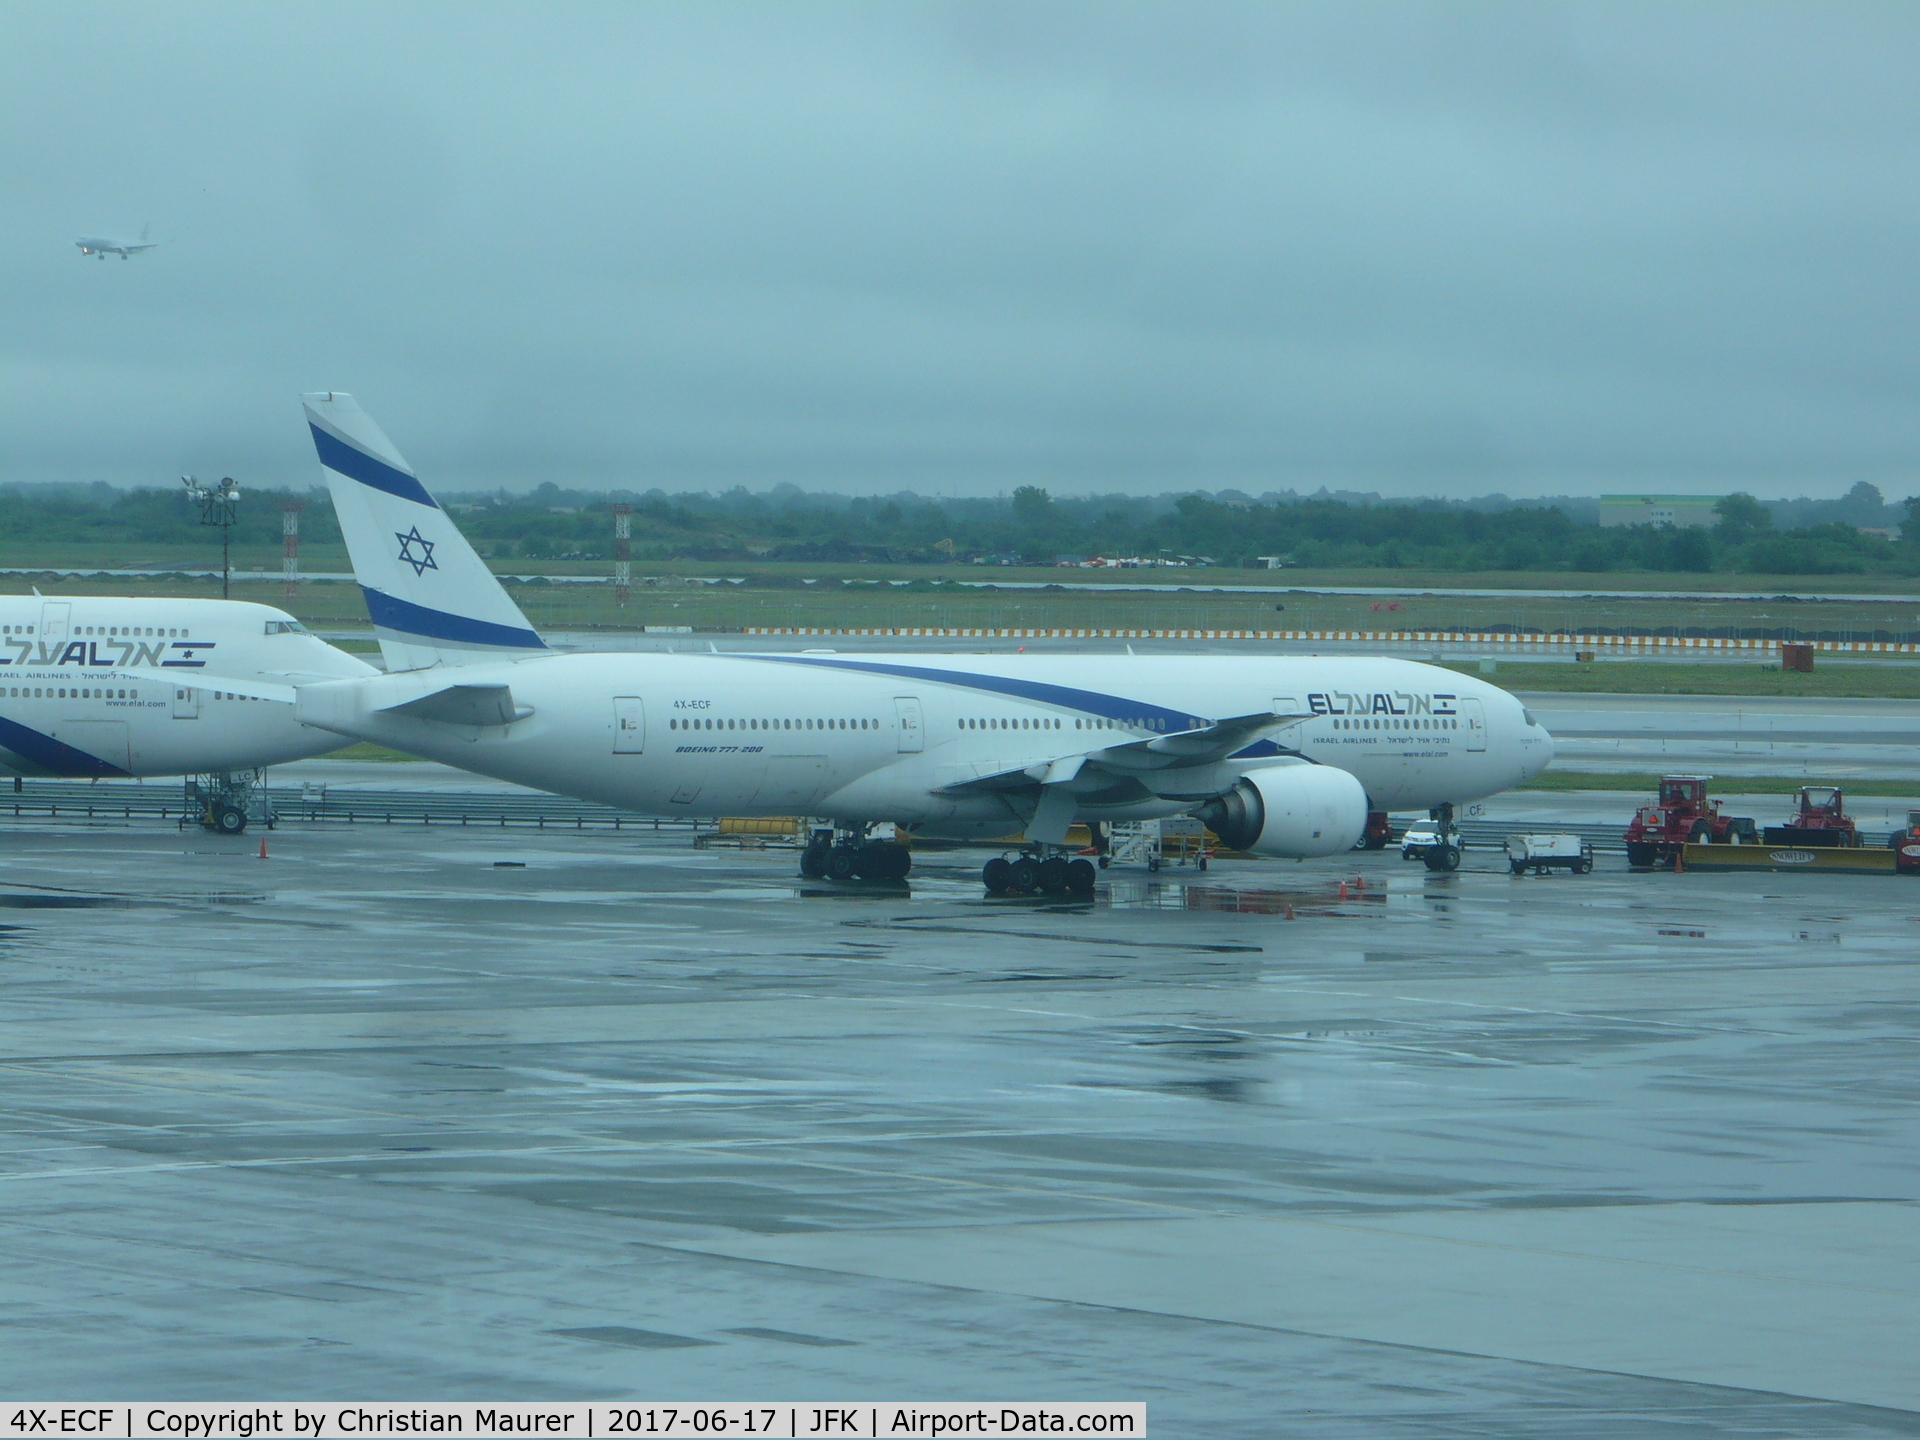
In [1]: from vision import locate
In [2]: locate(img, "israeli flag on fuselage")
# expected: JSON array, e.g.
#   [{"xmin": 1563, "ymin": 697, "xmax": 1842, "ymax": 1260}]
[{"xmin": 302, "ymin": 392, "xmax": 545, "ymax": 672}]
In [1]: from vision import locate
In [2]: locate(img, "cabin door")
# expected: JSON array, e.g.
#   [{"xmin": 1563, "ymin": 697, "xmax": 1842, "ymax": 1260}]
[
  {"xmin": 172, "ymin": 685, "xmax": 200, "ymax": 720},
  {"xmin": 613, "ymin": 696, "xmax": 646, "ymax": 753},
  {"xmin": 1458, "ymin": 697, "xmax": 1487, "ymax": 751},
  {"xmin": 894, "ymin": 696, "xmax": 924, "ymax": 753}
]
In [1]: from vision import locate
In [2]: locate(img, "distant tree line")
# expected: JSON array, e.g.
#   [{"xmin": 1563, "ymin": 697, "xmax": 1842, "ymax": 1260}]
[{"xmin": 2, "ymin": 477, "xmax": 1916, "ymax": 576}]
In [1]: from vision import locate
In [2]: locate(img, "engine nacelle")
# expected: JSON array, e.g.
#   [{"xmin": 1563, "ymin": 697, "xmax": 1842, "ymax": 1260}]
[{"xmin": 1195, "ymin": 764, "xmax": 1368, "ymax": 858}]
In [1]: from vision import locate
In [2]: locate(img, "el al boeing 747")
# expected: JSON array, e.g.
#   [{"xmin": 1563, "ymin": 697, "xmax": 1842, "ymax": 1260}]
[
  {"xmin": 0, "ymin": 595, "xmax": 377, "ymax": 828},
  {"xmin": 139, "ymin": 394, "xmax": 1555, "ymax": 889}
]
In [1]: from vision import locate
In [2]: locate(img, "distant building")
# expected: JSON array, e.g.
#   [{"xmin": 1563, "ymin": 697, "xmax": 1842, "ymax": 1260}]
[{"xmin": 1597, "ymin": 494, "xmax": 1723, "ymax": 529}]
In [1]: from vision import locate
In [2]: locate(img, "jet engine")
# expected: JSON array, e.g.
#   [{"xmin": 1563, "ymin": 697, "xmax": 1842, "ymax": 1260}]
[{"xmin": 1195, "ymin": 764, "xmax": 1368, "ymax": 858}]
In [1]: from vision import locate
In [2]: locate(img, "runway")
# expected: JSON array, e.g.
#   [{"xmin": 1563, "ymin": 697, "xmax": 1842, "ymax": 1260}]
[{"xmin": 3, "ymin": 796, "xmax": 1918, "ymax": 1433}]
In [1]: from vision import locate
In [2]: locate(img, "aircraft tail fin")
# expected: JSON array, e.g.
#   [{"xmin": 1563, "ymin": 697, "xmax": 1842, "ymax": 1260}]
[{"xmin": 301, "ymin": 392, "xmax": 545, "ymax": 671}]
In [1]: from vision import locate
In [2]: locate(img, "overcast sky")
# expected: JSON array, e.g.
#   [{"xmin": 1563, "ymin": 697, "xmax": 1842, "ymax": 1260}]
[{"xmin": 3, "ymin": 2, "xmax": 1918, "ymax": 499}]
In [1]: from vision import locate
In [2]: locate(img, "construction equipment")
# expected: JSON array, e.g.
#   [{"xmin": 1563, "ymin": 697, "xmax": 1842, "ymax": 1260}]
[
  {"xmin": 1623, "ymin": 775, "xmax": 1756, "ymax": 868},
  {"xmin": 1506, "ymin": 833, "xmax": 1594, "ymax": 875},
  {"xmin": 1764, "ymin": 787, "xmax": 1860, "ymax": 848}
]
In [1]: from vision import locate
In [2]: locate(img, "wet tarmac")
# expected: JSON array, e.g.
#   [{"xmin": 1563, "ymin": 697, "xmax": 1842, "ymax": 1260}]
[{"xmin": 4, "ymin": 800, "xmax": 1920, "ymax": 1434}]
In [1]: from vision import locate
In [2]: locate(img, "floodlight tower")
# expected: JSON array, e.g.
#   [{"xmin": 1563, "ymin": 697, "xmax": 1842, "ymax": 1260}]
[
  {"xmin": 611, "ymin": 503, "xmax": 632, "ymax": 608},
  {"xmin": 282, "ymin": 498, "xmax": 305, "ymax": 600},
  {"xmin": 182, "ymin": 474, "xmax": 241, "ymax": 599}
]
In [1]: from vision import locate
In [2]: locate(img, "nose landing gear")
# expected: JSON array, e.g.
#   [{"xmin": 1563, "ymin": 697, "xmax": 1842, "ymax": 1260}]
[{"xmin": 1422, "ymin": 801, "xmax": 1463, "ymax": 872}]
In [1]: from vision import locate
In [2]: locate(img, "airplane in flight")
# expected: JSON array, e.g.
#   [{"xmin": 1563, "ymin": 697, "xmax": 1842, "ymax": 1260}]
[
  {"xmin": 75, "ymin": 225, "xmax": 159, "ymax": 259},
  {"xmin": 153, "ymin": 393, "xmax": 1555, "ymax": 889},
  {"xmin": 0, "ymin": 595, "xmax": 377, "ymax": 830}
]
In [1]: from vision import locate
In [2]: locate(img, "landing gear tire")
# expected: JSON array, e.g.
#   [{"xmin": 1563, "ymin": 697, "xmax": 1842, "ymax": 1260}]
[
  {"xmin": 1010, "ymin": 856, "xmax": 1040, "ymax": 892},
  {"xmin": 212, "ymin": 803, "xmax": 248, "ymax": 835},
  {"xmin": 826, "ymin": 845, "xmax": 858, "ymax": 882},
  {"xmin": 1424, "ymin": 842, "xmax": 1460, "ymax": 872},
  {"xmin": 1066, "ymin": 858, "xmax": 1096, "ymax": 895},
  {"xmin": 799, "ymin": 842, "xmax": 829, "ymax": 879},
  {"xmin": 983, "ymin": 856, "xmax": 1013, "ymax": 893},
  {"xmin": 1036, "ymin": 856, "xmax": 1070, "ymax": 894}
]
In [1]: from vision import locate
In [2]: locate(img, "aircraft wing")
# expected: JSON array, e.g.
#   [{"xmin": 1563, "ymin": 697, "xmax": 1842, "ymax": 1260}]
[
  {"xmin": 935, "ymin": 710, "xmax": 1313, "ymax": 843},
  {"xmin": 113, "ymin": 669, "xmax": 297, "ymax": 703}
]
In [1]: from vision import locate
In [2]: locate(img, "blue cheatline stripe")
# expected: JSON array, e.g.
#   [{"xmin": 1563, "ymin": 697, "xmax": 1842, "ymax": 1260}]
[
  {"xmin": 743, "ymin": 654, "xmax": 1296, "ymax": 761},
  {"xmin": 310, "ymin": 423, "xmax": 439, "ymax": 509},
  {"xmin": 0, "ymin": 712, "xmax": 129, "ymax": 778},
  {"xmin": 746, "ymin": 655, "xmax": 1199, "ymax": 729},
  {"xmin": 361, "ymin": 587, "xmax": 546, "ymax": 650}
]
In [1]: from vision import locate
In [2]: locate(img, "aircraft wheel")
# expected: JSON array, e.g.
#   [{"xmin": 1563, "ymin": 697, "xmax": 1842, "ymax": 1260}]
[
  {"xmin": 983, "ymin": 856, "xmax": 1012, "ymax": 893},
  {"xmin": 213, "ymin": 804, "xmax": 248, "ymax": 835},
  {"xmin": 826, "ymin": 845, "xmax": 858, "ymax": 882},
  {"xmin": 1036, "ymin": 856, "xmax": 1070, "ymax": 894},
  {"xmin": 1009, "ymin": 856, "xmax": 1040, "ymax": 892},
  {"xmin": 1066, "ymin": 858, "xmax": 1096, "ymax": 895},
  {"xmin": 1424, "ymin": 843, "xmax": 1460, "ymax": 872},
  {"xmin": 799, "ymin": 843, "xmax": 829, "ymax": 879},
  {"xmin": 890, "ymin": 845, "xmax": 912, "ymax": 880}
]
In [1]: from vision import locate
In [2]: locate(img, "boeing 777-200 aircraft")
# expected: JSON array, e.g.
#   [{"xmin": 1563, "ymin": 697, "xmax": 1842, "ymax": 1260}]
[{"xmin": 145, "ymin": 394, "xmax": 1555, "ymax": 889}]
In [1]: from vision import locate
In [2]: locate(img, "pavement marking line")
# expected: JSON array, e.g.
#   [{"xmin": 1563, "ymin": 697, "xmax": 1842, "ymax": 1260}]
[{"xmin": 653, "ymin": 1202, "xmax": 1920, "ymax": 1413}]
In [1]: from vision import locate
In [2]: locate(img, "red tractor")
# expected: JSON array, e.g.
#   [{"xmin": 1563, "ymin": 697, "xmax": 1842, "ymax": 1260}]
[
  {"xmin": 1890, "ymin": 809, "xmax": 1920, "ymax": 875},
  {"xmin": 1623, "ymin": 775, "xmax": 1757, "ymax": 868},
  {"xmin": 1764, "ymin": 786, "xmax": 1860, "ymax": 848}
]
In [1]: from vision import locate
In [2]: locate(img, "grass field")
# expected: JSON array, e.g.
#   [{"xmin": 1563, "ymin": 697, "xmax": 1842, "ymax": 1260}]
[
  {"xmin": 1518, "ymin": 770, "xmax": 1920, "ymax": 797},
  {"xmin": 4, "ymin": 565, "xmax": 1919, "ymax": 642},
  {"xmin": 1466, "ymin": 661, "xmax": 1920, "ymax": 699}
]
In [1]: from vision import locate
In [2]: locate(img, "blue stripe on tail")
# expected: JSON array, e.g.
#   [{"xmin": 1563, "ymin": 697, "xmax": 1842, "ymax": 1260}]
[
  {"xmin": 310, "ymin": 424, "xmax": 439, "ymax": 509},
  {"xmin": 361, "ymin": 587, "xmax": 546, "ymax": 650}
]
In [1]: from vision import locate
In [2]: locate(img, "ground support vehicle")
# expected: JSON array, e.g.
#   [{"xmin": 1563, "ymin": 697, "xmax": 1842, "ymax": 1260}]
[
  {"xmin": 1100, "ymin": 817, "xmax": 1211, "ymax": 874},
  {"xmin": 1892, "ymin": 811, "xmax": 1920, "ymax": 874},
  {"xmin": 1506, "ymin": 833, "xmax": 1594, "ymax": 875},
  {"xmin": 800, "ymin": 822, "xmax": 912, "ymax": 881},
  {"xmin": 1623, "ymin": 776, "xmax": 1756, "ymax": 868},
  {"xmin": 1400, "ymin": 822, "xmax": 1442, "ymax": 862},
  {"xmin": 1682, "ymin": 841, "xmax": 1897, "ymax": 874},
  {"xmin": 1357, "ymin": 810, "xmax": 1394, "ymax": 850},
  {"xmin": 1764, "ymin": 787, "xmax": 1860, "ymax": 847}
]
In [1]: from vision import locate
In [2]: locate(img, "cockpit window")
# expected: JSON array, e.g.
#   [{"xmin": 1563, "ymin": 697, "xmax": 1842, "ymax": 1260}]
[{"xmin": 263, "ymin": 620, "xmax": 311, "ymax": 635}]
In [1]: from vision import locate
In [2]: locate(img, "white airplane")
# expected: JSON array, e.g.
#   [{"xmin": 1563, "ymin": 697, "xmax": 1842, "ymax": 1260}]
[
  {"xmin": 153, "ymin": 393, "xmax": 1555, "ymax": 888},
  {"xmin": 75, "ymin": 225, "xmax": 158, "ymax": 259},
  {"xmin": 0, "ymin": 595, "xmax": 377, "ymax": 829}
]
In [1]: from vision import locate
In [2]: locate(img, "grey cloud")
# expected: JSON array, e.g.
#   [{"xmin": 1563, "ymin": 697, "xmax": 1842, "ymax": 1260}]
[{"xmin": 2, "ymin": 0, "xmax": 1917, "ymax": 498}]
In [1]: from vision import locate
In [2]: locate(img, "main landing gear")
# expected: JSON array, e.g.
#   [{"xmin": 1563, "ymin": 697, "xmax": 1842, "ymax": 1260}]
[
  {"xmin": 982, "ymin": 848, "xmax": 1097, "ymax": 898},
  {"xmin": 1422, "ymin": 801, "xmax": 1462, "ymax": 872},
  {"xmin": 799, "ymin": 825, "xmax": 912, "ymax": 882}
]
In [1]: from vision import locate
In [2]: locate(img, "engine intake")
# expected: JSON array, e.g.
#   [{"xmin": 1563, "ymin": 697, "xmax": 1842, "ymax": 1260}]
[{"xmin": 1196, "ymin": 764, "xmax": 1368, "ymax": 858}]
